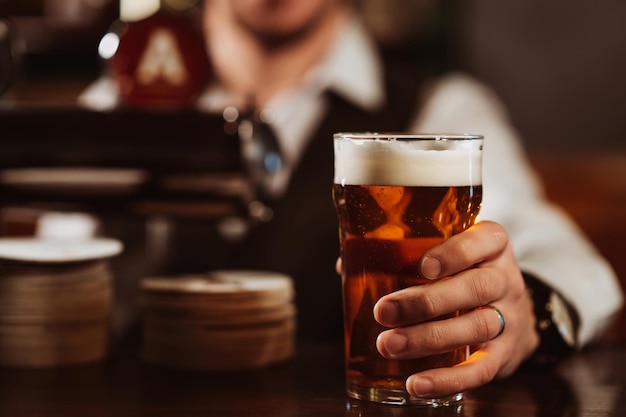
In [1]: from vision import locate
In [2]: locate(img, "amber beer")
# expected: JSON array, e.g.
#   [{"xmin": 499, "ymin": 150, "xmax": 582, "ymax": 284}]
[{"xmin": 333, "ymin": 133, "xmax": 483, "ymax": 406}]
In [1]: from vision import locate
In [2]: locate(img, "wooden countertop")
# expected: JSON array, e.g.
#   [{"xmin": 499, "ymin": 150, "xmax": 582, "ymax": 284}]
[{"xmin": 0, "ymin": 336, "xmax": 624, "ymax": 417}]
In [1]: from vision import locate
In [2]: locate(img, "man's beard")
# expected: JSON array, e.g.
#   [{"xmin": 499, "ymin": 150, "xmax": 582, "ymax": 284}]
[{"xmin": 234, "ymin": 7, "xmax": 329, "ymax": 50}]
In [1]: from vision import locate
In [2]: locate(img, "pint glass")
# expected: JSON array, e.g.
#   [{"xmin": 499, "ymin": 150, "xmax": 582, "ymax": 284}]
[{"xmin": 333, "ymin": 133, "xmax": 483, "ymax": 406}]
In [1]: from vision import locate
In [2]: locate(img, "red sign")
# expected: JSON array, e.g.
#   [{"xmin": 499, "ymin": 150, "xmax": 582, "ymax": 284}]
[{"xmin": 109, "ymin": 10, "xmax": 211, "ymax": 108}]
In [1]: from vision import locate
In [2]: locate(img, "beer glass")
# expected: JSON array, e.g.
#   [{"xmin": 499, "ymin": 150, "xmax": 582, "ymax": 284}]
[{"xmin": 333, "ymin": 133, "xmax": 483, "ymax": 406}]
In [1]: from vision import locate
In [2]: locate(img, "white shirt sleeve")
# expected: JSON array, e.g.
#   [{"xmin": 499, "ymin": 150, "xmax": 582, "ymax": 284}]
[{"xmin": 410, "ymin": 73, "xmax": 623, "ymax": 346}]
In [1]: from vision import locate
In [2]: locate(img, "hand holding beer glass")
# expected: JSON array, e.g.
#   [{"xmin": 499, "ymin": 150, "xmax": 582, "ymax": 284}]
[{"xmin": 333, "ymin": 133, "xmax": 483, "ymax": 406}]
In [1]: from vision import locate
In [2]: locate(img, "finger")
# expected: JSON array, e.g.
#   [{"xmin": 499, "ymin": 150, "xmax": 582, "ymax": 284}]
[
  {"xmin": 376, "ymin": 306, "xmax": 506, "ymax": 360},
  {"xmin": 420, "ymin": 221, "xmax": 509, "ymax": 280},
  {"xmin": 374, "ymin": 267, "xmax": 506, "ymax": 327},
  {"xmin": 335, "ymin": 257, "xmax": 342, "ymax": 275},
  {"xmin": 406, "ymin": 348, "xmax": 501, "ymax": 399}
]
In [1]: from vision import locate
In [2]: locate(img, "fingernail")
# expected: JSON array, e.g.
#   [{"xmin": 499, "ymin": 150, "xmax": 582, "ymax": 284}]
[
  {"xmin": 421, "ymin": 256, "xmax": 442, "ymax": 280},
  {"xmin": 374, "ymin": 300, "xmax": 399, "ymax": 326},
  {"xmin": 381, "ymin": 332, "xmax": 407, "ymax": 356},
  {"xmin": 409, "ymin": 376, "xmax": 434, "ymax": 398}
]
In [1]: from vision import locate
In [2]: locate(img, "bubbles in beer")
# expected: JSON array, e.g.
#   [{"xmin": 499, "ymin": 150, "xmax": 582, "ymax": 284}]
[{"xmin": 333, "ymin": 185, "xmax": 386, "ymax": 236}]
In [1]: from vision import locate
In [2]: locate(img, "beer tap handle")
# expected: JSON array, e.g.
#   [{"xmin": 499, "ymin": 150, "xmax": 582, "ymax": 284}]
[{"xmin": 238, "ymin": 100, "xmax": 283, "ymax": 208}]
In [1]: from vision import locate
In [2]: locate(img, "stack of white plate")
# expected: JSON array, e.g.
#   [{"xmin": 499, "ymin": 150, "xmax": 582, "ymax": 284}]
[
  {"xmin": 140, "ymin": 270, "xmax": 296, "ymax": 370},
  {"xmin": 0, "ymin": 238, "xmax": 122, "ymax": 367}
]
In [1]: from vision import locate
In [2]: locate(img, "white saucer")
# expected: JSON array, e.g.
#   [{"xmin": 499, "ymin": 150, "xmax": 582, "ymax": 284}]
[{"xmin": 0, "ymin": 238, "xmax": 123, "ymax": 263}]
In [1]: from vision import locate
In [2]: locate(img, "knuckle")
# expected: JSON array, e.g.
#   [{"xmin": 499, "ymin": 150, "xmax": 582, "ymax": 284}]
[
  {"xmin": 455, "ymin": 236, "xmax": 478, "ymax": 262},
  {"xmin": 423, "ymin": 323, "xmax": 448, "ymax": 349},
  {"xmin": 490, "ymin": 223, "xmax": 509, "ymax": 243},
  {"xmin": 480, "ymin": 221, "xmax": 510, "ymax": 250},
  {"xmin": 491, "ymin": 225, "xmax": 511, "ymax": 252},
  {"xmin": 468, "ymin": 271, "xmax": 497, "ymax": 305},
  {"xmin": 411, "ymin": 290, "xmax": 439, "ymax": 319}
]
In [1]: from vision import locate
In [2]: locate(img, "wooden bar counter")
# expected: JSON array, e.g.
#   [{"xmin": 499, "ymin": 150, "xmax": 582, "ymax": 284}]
[{"xmin": 0, "ymin": 335, "xmax": 624, "ymax": 417}]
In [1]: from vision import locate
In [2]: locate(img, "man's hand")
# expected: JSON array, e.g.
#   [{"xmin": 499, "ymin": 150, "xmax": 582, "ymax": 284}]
[{"xmin": 373, "ymin": 221, "xmax": 539, "ymax": 399}]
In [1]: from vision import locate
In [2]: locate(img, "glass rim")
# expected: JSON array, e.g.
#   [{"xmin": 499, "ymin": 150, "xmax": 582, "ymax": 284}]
[{"xmin": 333, "ymin": 132, "xmax": 483, "ymax": 141}]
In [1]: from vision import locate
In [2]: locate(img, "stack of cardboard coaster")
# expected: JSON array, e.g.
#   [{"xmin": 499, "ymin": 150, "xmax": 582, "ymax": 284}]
[
  {"xmin": 140, "ymin": 270, "xmax": 296, "ymax": 370},
  {"xmin": 0, "ymin": 238, "xmax": 122, "ymax": 367}
]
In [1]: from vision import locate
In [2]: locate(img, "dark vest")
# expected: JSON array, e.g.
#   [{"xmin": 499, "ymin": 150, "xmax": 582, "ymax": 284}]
[{"xmin": 170, "ymin": 63, "xmax": 423, "ymax": 341}]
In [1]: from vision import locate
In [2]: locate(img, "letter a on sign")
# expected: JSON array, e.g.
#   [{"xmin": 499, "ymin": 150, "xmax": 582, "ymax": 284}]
[{"xmin": 135, "ymin": 28, "xmax": 188, "ymax": 87}]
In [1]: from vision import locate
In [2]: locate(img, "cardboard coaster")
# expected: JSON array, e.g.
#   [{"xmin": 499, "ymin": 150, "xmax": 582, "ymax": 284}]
[
  {"xmin": 0, "ymin": 321, "xmax": 110, "ymax": 367},
  {"xmin": 140, "ymin": 270, "xmax": 297, "ymax": 370},
  {"xmin": 0, "ymin": 238, "xmax": 121, "ymax": 367},
  {"xmin": 141, "ymin": 270, "xmax": 294, "ymax": 318},
  {"xmin": 142, "ymin": 317, "xmax": 296, "ymax": 370},
  {"xmin": 141, "ymin": 302, "xmax": 296, "ymax": 327}
]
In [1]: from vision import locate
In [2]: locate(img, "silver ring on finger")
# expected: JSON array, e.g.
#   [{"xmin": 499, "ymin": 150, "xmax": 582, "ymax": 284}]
[{"xmin": 479, "ymin": 305, "xmax": 506, "ymax": 339}]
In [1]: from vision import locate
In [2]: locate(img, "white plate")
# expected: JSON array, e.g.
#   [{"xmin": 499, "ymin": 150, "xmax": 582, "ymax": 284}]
[{"xmin": 0, "ymin": 238, "xmax": 123, "ymax": 263}]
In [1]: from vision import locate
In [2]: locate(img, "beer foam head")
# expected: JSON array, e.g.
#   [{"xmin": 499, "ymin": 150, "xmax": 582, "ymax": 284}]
[{"xmin": 333, "ymin": 134, "xmax": 483, "ymax": 186}]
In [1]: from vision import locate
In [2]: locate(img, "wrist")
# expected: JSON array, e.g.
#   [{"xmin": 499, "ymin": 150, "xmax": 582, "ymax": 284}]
[{"xmin": 523, "ymin": 272, "xmax": 580, "ymax": 367}]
